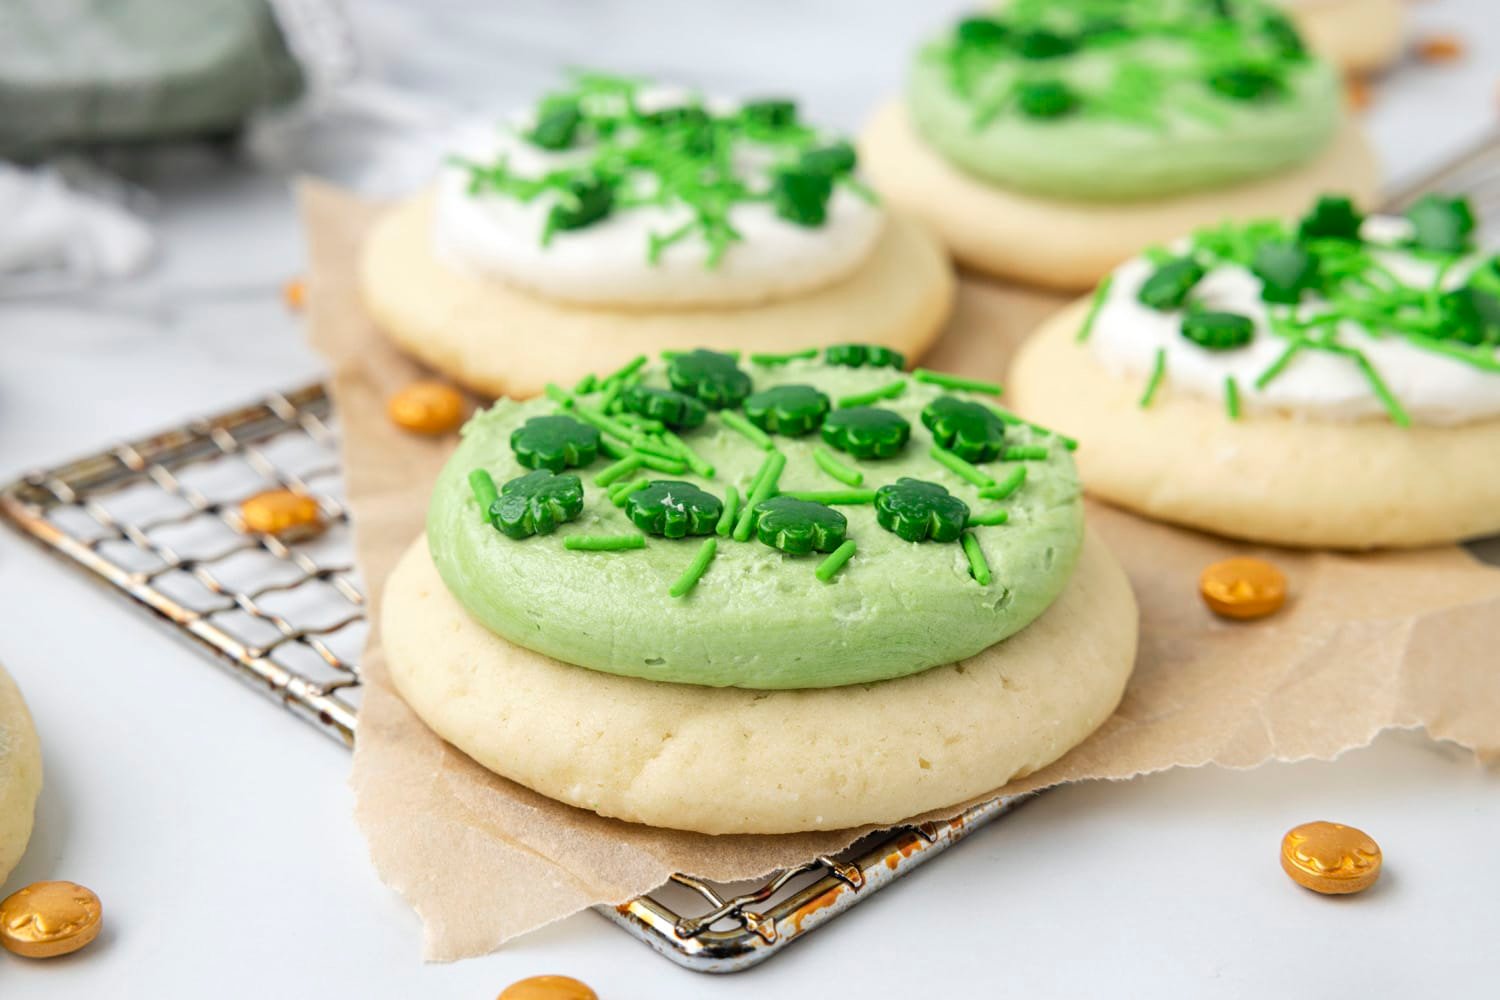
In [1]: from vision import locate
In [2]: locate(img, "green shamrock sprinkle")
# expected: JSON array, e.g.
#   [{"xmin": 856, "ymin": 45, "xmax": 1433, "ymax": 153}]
[
  {"xmin": 1138, "ymin": 258, "xmax": 1205, "ymax": 311},
  {"xmin": 956, "ymin": 16, "xmax": 1008, "ymax": 46},
  {"xmin": 1016, "ymin": 80, "xmax": 1078, "ymax": 119},
  {"xmin": 1207, "ymin": 64, "xmax": 1283, "ymax": 101},
  {"xmin": 544, "ymin": 174, "xmax": 613, "ymax": 240},
  {"xmin": 625, "ymin": 480, "xmax": 723, "ymax": 538},
  {"xmin": 743, "ymin": 384, "xmax": 831, "ymax": 436},
  {"xmin": 874, "ymin": 478, "xmax": 970, "ymax": 543},
  {"xmin": 619, "ymin": 385, "xmax": 708, "ymax": 430},
  {"xmin": 528, "ymin": 98, "xmax": 582, "ymax": 150},
  {"xmin": 510, "ymin": 415, "xmax": 602, "ymax": 472},
  {"xmin": 800, "ymin": 141, "xmax": 859, "ymax": 177},
  {"xmin": 1251, "ymin": 242, "xmax": 1320, "ymax": 304},
  {"xmin": 1182, "ymin": 310, "xmax": 1255, "ymax": 350},
  {"xmin": 490, "ymin": 470, "xmax": 585, "ymax": 539},
  {"xmin": 750, "ymin": 496, "xmax": 848, "ymax": 555},
  {"xmin": 824, "ymin": 344, "xmax": 905, "ymax": 369},
  {"xmin": 1297, "ymin": 195, "xmax": 1363, "ymax": 242},
  {"xmin": 667, "ymin": 349, "xmax": 753, "ymax": 409},
  {"xmin": 741, "ymin": 98, "xmax": 798, "ymax": 129},
  {"xmin": 1261, "ymin": 11, "xmax": 1307, "ymax": 60},
  {"xmin": 821, "ymin": 406, "xmax": 911, "ymax": 459},
  {"xmin": 1439, "ymin": 286, "xmax": 1500, "ymax": 346},
  {"xmin": 1015, "ymin": 28, "xmax": 1077, "ymax": 60},
  {"xmin": 1405, "ymin": 194, "xmax": 1475, "ymax": 254},
  {"xmin": 921, "ymin": 396, "xmax": 1007, "ymax": 462},
  {"xmin": 772, "ymin": 168, "xmax": 835, "ymax": 226}
]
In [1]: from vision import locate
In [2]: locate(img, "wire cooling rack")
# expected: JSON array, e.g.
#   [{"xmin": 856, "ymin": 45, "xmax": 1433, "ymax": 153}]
[{"xmin": 0, "ymin": 383, "xmax": 1028, "ymax": 974}]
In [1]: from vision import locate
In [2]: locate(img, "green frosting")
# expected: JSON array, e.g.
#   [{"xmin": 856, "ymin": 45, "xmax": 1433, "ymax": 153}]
[
  {"xmin": 908, "ymin": 0, "xmax": 1341, "ymax": 201},
  {"xmin": 426, "ymin": 359, "xmax": 1084, "ymax": 689}
]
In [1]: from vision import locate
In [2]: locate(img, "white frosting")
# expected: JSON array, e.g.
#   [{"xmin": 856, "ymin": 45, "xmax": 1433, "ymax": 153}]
[
  {"xmin": 431, "ymin": 94, "xmax": 884, "ymax": 309},
  {"xmin": 1089, "ymin": 218, "xmax": 1500, "ymax": 426}
]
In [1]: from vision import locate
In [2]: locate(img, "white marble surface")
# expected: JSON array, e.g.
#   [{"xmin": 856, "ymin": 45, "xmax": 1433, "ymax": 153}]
[{"xmin": 2, "ymin": 1, "xmax": 1499, "ymax": 996}]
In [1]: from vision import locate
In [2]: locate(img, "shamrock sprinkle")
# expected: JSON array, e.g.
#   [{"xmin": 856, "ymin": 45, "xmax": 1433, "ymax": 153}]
[
  {"xmin": 544, "ymin": 174, "xmax": 614, "ymax": 241},
  {"xmin": 743, "ymin": 384, "xmax": 831, "ymax": 436},
  {"xmin": 619, "ymin": 384, "xmax": 708, "ymax": 430},
  {"xmin": 1298, "ymin": 195, "xmax": 1363, "ymax": 242},
  {"xmin": 1251, "ymin": 242, "xmax": 1320, "ymax": 304},
  {"xmin": 773, "ymin": 168, "xmax": 835, "ymax": 226},
  {"xmin": 1138, "ymin": 258, "xmax": 1205, "ymax": 311},
  {"xmin": 528, "ymin": 98, "xmax": 582, "ymax": 150},
  {"xmin": 750, "ymin": 496, "xmax": 848, "ymax": 555},
  {"xmin": 1207, "ymin": 64, "xmax": 1284, "ymax": 101},
  {"xmin": 490, "ymin": 470, "xmax": 585, "ymax": 539},
  {"xmin": 824, "ymin": 343, "xmax": 905, "ymax": 369},
  {"xmin": 921, "ymin": 396, "xmax": 1007, "ymax": 462},
  {"xmin": 1405, "ymin": 194, "xmax": 1476, "ymax": 254},
  {"xmin": 625, "ymin": 480, "xmax": 723, "ymax": 538},
  {"xmin": 510, "ymin": 414, "xmax": 602, "ymax": 471},
  {"xmin": 874, "ymin": 478, "xmax": 971, "ymax": 543},
  {"xmin": 821, "ymin": 406, "xmax": 912, "ymax": 459},
  {"xmin": 1182, "ymin": 310, "xmax": 1255, "ymax": 350},
  {"xmin": 667, "ymin": 349, "xmax": 753, "ymax": 409},
  {"xmin": 1016, "ymin": 79, "xmax": 1078, "ymax": 119}
]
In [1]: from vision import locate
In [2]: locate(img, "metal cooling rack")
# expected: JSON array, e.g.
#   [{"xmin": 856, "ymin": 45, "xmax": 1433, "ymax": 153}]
[{"xmin": 0, "ymin": 382, "xmax": 1028, "ymax": 974}]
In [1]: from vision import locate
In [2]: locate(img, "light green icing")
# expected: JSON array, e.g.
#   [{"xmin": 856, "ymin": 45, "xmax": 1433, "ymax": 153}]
[
  {"xmin": 426, "ymin": 360, "xmax": 1084, "ymax": 689},
  {"xmin": 908, "ymin": 0, "xmax": 1342, "ymax": 201}
]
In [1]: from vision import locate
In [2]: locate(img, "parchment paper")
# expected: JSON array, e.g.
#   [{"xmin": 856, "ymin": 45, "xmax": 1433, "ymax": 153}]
[{"xmin": 300, "ymin": 181, "xmax": 1500, "ymax": 961}]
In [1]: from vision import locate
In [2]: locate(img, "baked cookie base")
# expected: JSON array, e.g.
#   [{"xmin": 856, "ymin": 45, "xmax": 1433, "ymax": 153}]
[
  {"xmin": 1288, "ymin": 0, "xmax": 1405, "ymax": 75},
  {"xmin": 0, "ymin": 663, "xmax": 42, "ymax": 884},
  {"xmin": 858, "ymin": 102, "xmax": 1380, "ymax": 292},
  {"xmin": 360, "ymin": 194, "xmax": 955, "ymax": 399},
  {"xmin": 1011, "ymin": 301, "xmax": 1500, "ymax": 549},
  {"xmin": 382, "ymin": 531, "xmax": 1137, "ymax": 835}
]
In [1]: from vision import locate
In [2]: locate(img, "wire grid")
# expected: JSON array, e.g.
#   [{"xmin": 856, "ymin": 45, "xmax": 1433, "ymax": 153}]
[{"xmin": 0, "ymin": 382, "xmax": 1027, "ymax": 974}]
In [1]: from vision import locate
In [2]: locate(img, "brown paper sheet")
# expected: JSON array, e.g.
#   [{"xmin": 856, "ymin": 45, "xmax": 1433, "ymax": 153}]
[{"xmin": 300, "ymin": 181, "xmax": 1500, "ymax": 960}]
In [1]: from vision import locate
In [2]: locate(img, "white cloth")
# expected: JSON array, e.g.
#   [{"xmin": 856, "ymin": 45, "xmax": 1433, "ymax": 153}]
[{"xmin": 0, "ymin": 163, "xmax": 155, "ymax": 294}]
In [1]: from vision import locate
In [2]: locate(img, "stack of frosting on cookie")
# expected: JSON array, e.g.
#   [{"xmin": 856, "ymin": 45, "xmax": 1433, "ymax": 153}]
[
  {"xmin": 383, "ymin": 347, "xmax": 1138, "ymax": 835},
  {"xmin": 361, "ymin": 74, "xmax": 954, "ymax": 400},
  {"xmin": 860, "ymin": 0, "xmax": 1380, "ymax": 290},
  {"xmin": 1011, "ymin": 192, "xmax": 1500, "ymax": 549}
]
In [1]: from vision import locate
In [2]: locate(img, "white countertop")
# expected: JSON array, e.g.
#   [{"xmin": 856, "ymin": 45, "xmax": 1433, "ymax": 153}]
[{"xmin": 3, "ymin": 1, "xmax": 1499, "ymax": 996}]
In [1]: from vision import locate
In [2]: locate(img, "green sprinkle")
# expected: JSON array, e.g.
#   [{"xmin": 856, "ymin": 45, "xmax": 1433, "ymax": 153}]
[
  {"xmin": 781, "ymin": 489, "xmax": 877, "ymax": 504},
  {"xmin": 1320, "ymin": 344, "xmax": 1411, "ymax": 427},
  {"xmin": 750, "ymin": 348, "xmax": 819, "ymax": 366},
  {"xmin": 573, "ymin": 404, "xmax": 645, "ymax": 447},
  {"xmin": 715, "ymin": 486, "xmax": 740, "ymax": 537},
  {"xmin": 981, "ymin": 404, "xmax": 1078, "ymax": 451},
  {"xmin": 1139, "ymin": 348, "xmax": 1167, "ymax": 408},
  {"xmin": 609, "ymin": 478, "xmax": 650, "ymax": 507},
  {"xmin": 1002, "ymin": 445, "xmax": 1048, "ymax": 461},
  {"xmin": 593, "ymin": 454, "xmax": 644, "ymax": 488},
  {"xmin": 968, "ymin": 509, "xmax": 1010, "ymax": 526},
  {"xmin": 467, "ymin": 469, "xmax": 499, "ymax": 526},
  {"xmin": 564, "ymin": 534, "xmax": 646, "ymax": 551},
  {"xmin": 733, "ymin": 450, "xmax": 786, "ymax": 542},
  {"xmin": 1076, "ymin": 274, "xmax": 1113, "ymax": 342},
  {"xmin": 669, "ymin": 537, "xmax": 718, "ymax": 598},
  {"xmin": 814, "ymin": 540, "xmax": 858, "ymax": 583},
  {"xmin": 961, "ymin": 531, "xmax": 991, "ymax": 586},
  {"xmin": 599, "ymin": 437, "xmax": 630, "ymax": 460},
  {"xmin": 615, "ymin": 413, "xmax": 666, "ymax": 433},
  {"xmin": 930, "ymin": 445, "xmax": 996, "ymax": 489},
  {"xmin": 1254, "ymin": 339, "xmax": 1304, "ymax": 390},
  {"xmin": 812, "ymin": 445, "xmax": 863, "ymax": 486},
  {"xmin": 573, "ymin": 373, "xmax": 598, "ymax": 394},
  {"xmin": 836, "ymin": 379, "xmax": 907, "ymax": 408},
  {"xmin": 979, "ymin": 465, "xmax": 1027, "ymax": 501},
  {"xmin": 636, "ymin": 452, "xmax": 688, "ymax": 474},
  {"xmin": 600, "ymin": 354, "xmax": 648, "ymax": 386},
  {"xmin": 633, "ymin": 437, "xmax": 680, "ymax": 461},
  {"xmin": 660, "ymin": 430, "xmax": 715, "ymax": 478},
  {"xmin": 912, "ymin": 369, "xmax": 1003, "ymax": 396},
  {"xmin": 1224, "ymin": 375, "xmax": 1242, "ymax": 420},
  {"xmin": 544, "ymin": 383, "xmax": 575, "ymax": 408},
  {"xmin": 597, "ymin": 379, "xmax": 623, "ymax": 413},
  {"xmin": 718, "ymin": 409, "xmax": 774, "ymax": 450}
]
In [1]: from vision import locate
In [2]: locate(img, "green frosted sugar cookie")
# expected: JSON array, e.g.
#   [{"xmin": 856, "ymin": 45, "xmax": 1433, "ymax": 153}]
[
  {"xmin": 908, "ymin": 0, "xmax": 1341, "ymax": 201},
  {"xmin": 426, "ymin": 351, "xmax": 1084, "ymax": 689}
]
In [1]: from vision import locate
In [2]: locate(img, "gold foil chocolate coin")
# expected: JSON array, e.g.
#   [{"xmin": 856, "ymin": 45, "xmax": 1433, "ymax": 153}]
[
  {"xmin": 388, "ymin": 381, "xmax": 466, "ymax": 436},
  {"xmin": 239, "ymin": 489, "xmax": 325, "ymax": 541},
  {"xmin": 497, "ymin": 975, "xmax": 598, "ymax": 1000},
  {"xmin": 1199, "ymin": 557, "xmax": 1287, "ymax": 620},
  {"xmin": 1281, "ymin": 821, "xmax": 1382, "ymax": 895},
  {"xmin": 0, "ymin": 881, "xmax": 103, "ymax": 958}
]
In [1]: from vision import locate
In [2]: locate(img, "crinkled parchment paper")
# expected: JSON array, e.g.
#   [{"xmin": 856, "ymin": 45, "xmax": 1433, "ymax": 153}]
[{"xmin": 300, "ymin": 182, "xmax": 1500, "ymax": 960}]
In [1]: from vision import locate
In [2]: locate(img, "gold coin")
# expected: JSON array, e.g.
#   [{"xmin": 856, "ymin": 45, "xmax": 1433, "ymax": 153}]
[
  {"xmin": 1281, "ymin": 821, "xmax": 1382, "ymax": 895},
  {"xmin": 497, "ymin": 975, "xmax": 598, "ymax": 1000},
  {"xmin": 1199, "ymin": 557, "xmax": 1286, "ymax": 620},
  {"xmin": 239, "ymin": 489, "xmax": 325, "ymax": 541},
  {"xmin": 388, "ymin": 381, "xmax": 466, "ymax": 436},
  {"xmin": 282, "ymin": 277, "xmax": 307, "ymax": 311},
  {"xmin": 0, "ymin": 881, "xmax": 103, "ymax": 959}
]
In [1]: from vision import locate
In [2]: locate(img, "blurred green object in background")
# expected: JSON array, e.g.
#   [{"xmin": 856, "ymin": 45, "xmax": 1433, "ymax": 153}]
[{"xmin": 0, "ymin": 0, "xmax": 304, "ymax": 159}]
